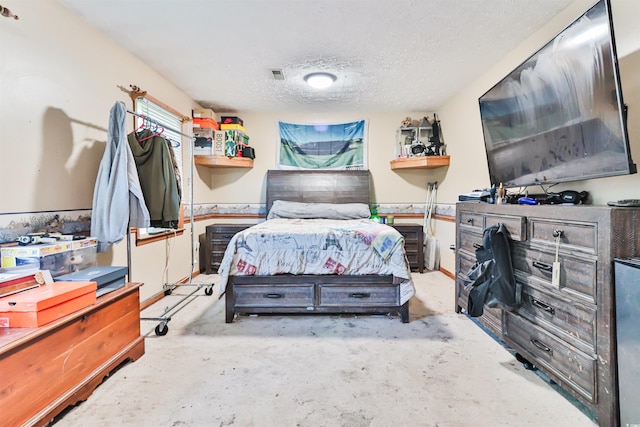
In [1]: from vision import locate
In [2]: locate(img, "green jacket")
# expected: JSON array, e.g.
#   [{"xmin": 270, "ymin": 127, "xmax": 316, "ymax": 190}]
[{"xmin": 128, "ymin": 129, "xmax": 180, "ymax": 228}]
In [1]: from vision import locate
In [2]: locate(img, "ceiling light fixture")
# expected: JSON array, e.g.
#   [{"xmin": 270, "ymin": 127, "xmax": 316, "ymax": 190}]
[{"xmin": 304, "ymin": 72, "xmax": 336, "ymax": 89}]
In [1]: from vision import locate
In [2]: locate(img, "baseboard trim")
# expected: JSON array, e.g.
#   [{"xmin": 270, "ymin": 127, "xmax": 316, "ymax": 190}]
[
  {"xmin": 139, "ymin": 271, "xmax": 201, "ymax": 311},
  {"xmin": 439, "ymin": 267, "xmax": 455, "ymax": 280}
]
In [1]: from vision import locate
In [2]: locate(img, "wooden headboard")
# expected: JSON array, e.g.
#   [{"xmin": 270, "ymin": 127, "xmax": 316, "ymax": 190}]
[{"xmin": 266, "ymin": 170, "xmax": 371, "ymax": 214}]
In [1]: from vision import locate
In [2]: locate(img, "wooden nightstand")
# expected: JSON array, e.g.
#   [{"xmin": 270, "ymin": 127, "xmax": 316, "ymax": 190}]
[
  {"xmin": 205, "ymin": 224, "xmax": 254, "ymax": 274},
  {"xmin": 389, "ymin": 223, "xmax": 424, "ymax": 273}
]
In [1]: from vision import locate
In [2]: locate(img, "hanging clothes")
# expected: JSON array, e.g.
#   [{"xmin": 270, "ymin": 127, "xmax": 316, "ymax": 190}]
[
  {"xmin": 91, "ymin": 101, "xmax": 150, "ymax": 252},
  {"xmin": 128, "ymin": 129, "xmax": 181, "ymax": 228}
]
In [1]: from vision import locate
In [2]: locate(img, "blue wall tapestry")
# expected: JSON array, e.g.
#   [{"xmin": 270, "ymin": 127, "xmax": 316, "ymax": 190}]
[{"xmin": 277, "ymin": 120, "xmax": 367, "ymax": 169}]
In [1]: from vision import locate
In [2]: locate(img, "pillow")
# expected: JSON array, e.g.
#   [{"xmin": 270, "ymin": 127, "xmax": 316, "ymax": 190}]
[{"xmin": 267, "ymin": 200, "xmax": 371, "ymax": 220}]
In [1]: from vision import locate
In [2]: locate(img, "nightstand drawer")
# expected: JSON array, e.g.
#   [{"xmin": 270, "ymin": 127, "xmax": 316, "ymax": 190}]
[{"xmin": 206, "ymin": 224, "xmax": 254, "ymax": 274}]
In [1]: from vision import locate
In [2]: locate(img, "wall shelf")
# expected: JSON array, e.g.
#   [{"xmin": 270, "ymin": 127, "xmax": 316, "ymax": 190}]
[
  {"xmin": 390, "ymin": 155, "xmax": 450, "ymax": 170},
  {"xmin": 194, "ymin": 155, "xmax": 253, "ymax": 168}
]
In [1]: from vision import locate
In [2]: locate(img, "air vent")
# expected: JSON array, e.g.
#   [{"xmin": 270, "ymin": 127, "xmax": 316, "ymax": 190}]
[{"xmin": 271, "ymin": 69, "xmax": 285, "ymax": 80}]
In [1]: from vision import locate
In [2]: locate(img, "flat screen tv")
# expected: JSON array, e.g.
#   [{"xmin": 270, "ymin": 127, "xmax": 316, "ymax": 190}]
[{"xmin": 478, "ymin": 0, "xmax": 636, "ymax": 189}]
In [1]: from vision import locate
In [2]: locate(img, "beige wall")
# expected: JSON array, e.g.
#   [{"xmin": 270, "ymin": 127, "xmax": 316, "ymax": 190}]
[
  {"xmin": 0, "ymin": 0, "xmax": 200, "ymax": 301},
  {"xmin": 194, "ymin": 112, "xmax": 443, "ymax": 206},
  {"xmin": 434, "ymin": 0, "xmax": 640, "ymax": 272},
  {"xmin": 2, "ymin": 0, "xmax": 639, "ymax": 299}
]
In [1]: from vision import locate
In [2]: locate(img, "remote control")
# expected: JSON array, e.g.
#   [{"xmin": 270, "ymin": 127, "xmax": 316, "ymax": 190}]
[{"xmin": 607, "ymin": 199, "xmax": 640, "ymax": 207}]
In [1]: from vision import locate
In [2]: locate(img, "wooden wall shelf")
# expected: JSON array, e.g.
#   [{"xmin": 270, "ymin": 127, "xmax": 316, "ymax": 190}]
[
  {"xmin": 390, "ymin": 155, "xmax": 450, "ymax": 170},
  {"xmin": 194, "ymin": 155, "xmax": 253, "ymax": 168}
]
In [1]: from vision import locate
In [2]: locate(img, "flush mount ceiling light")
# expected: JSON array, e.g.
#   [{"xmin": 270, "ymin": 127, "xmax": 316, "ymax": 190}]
[{"xmin": 304, "ymin": 72, "xmax": 336, "ymax": 89}]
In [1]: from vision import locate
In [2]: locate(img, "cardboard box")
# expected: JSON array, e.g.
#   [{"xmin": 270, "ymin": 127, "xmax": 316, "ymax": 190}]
[
  {"xmin": 192, "ymin": 108, "xmax": 218, "ymax": 120},
  {"xmin": 192, "ymin": 117, "xmax": 219, "ymax": 130},
  {"xmin": 194, "ymin": 137, "xmax": 213, "ymax": 155},
  {"xmin": 55, "ymin": 266, "xmax": 127, "ymax": 297},
  {"xmin": 220, "ymin": 116, "xmax": 243, "ymax": 126},
  {"xmin": 213, "ymin": 130, "xmax": 225, "ymax": 156},
  {"xmin": 0, "ymin": 281, "xmax": 97, "ymax": 327}
]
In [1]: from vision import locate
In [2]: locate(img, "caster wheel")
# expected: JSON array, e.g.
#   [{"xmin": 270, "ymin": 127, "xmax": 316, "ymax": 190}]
[
  {"xmin": 205, "ymin": 286, "xmax": 213, "ymax": 296},
  {"xmin": 155, "ymin": 323, "xmax": 169, "ymax": 336},
  {"xmin": 515, "ymin": 352, "xmax": 537, "ymax": 371},
  {"xmin": 164, "ymin": 288, "xmax": 172, "ymax": 296}
]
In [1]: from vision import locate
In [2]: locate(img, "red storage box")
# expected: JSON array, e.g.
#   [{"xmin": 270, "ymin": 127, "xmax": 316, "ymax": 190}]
[
  {"xmin": 0, "ymin": 281, "xmax": 97, "ymax": 328},
  {"xmin": 192, "ymin": 117, "xmax": 219, "ymax": 130}
]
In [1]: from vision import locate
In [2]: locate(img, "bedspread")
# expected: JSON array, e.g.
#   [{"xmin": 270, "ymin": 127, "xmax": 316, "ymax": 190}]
[{"xmin": 218, "ymin": 218, "xmax": 416, "ymax": 304}]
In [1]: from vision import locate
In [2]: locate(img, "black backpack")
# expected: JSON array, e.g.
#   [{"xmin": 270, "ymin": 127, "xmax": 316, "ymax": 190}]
[{"xmin": 464, "ymin": 223, "xmax": 521, "ymax": 317}]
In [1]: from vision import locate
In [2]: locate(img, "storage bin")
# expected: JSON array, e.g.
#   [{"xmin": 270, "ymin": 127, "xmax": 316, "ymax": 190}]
[
  {"xmin": 54, "ymin": 266, "xmax": 128, "ymax": 297},
  {"xmin": 0, "ymin": 281, "xmax": 97, "ymax": 327}
]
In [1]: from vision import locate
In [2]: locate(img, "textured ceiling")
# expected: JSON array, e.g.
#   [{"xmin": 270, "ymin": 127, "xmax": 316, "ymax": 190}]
[{"xmin": 59, "ymin": 0, "xmax": 576, "ymax": 113}]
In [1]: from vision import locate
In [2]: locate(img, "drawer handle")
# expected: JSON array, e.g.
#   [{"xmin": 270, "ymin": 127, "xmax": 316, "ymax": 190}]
[
  {"xmin": 532, "ymin": 260, "xmax": 553, "ymax": 272},
  {"xmin": 531, "ymin": 297, "xmax": 555, "ymax": 315},
  {"xmin": 466, "ymin": 218, "xmax": 474, "ymax": 224},
  {"xmin": 552, "ymin": 229, "xmax": 564, "ymax": 238},
  {"xmin": 530, "ymin": 339, "xmax": 552, "ymax": 354},
  {"xmin": 473, "ymin": 243, "xmax": 482, "ymax": 249},
  {"xmin": 349, "ymin": 292, "xmax": 371, "ymax": 299},
  {"xmin": 264, "ymin": 293, "xmax": 283, "ymax": 299}
]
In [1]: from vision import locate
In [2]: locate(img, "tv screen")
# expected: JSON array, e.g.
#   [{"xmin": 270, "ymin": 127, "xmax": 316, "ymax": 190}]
[{"xmin": 478, "ymin": 0, "xmax": 635, "ymax": 189}]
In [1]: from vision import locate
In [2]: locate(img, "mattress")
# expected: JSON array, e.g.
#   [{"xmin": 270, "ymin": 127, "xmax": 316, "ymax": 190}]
[{"xmin": 218, "ymin": 218, "xmax": 416, "ymax": 304}]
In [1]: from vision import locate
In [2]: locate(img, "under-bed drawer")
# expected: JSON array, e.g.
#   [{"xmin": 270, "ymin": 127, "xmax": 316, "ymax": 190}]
[
  {"xmin": 233, "ymin": 284, "xmax": 314, "ymax": 308},
  {"xmin": 318, "ymin": 284, "xmax": 399, "ymax": 307}
]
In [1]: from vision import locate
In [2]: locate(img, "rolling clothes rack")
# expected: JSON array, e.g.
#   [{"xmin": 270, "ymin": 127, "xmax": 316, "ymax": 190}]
[{"xmin": 125, "ymin": 108, "xmax": 213, "ymax": 336}]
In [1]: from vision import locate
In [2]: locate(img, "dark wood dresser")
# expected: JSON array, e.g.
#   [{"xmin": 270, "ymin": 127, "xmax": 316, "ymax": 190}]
[
  {"xmin": 389, "ymin": 223, "xmax": 424, "ymax": 273},
  {"xmin": 205, "ymin": 224, "xmax": 253, "ymax": 274},
  {"xmin": 0, "ymin": 283, "xmax": 144, "ymax": 427},
  {"xmin": 455, "ymin": 202, "xmax": 640, "ymax": 426}
]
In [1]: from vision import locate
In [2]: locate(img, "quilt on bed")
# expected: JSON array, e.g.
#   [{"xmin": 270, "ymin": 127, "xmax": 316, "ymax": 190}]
[{"xmin": 217, "ymin": 218, "xmax": 416, "ymax": 304}]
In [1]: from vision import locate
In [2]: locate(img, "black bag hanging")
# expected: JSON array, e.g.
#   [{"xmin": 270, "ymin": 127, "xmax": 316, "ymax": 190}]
[{"xmin": 464, "ymin": 223, "xmax": 520, "ymax": 317}]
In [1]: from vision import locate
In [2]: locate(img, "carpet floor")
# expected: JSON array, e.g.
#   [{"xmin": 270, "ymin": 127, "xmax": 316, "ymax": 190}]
[{"xmin": 56, "ymin": 272, "xmax": 596, "ymax": 427}]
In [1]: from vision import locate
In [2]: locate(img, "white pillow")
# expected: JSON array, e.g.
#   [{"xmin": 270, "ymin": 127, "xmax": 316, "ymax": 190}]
[{"xmin": 267, "ymin": 200, "xmax": 371, "ymax": 220}]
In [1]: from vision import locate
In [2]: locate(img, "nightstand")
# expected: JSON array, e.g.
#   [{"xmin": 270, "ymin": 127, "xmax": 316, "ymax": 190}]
[
  {"xmin": 205, "ymin": 224, "xmax": 254, "ymax": 274},
  {"xmin": 389, "ymin": 223, "xmax": 424, "ymax": 273}
]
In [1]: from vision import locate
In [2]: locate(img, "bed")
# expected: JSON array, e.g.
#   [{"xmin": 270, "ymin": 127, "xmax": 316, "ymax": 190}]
[{"xmin": 219, "ymin": 170, "xmax": 415, "ymax": 323}]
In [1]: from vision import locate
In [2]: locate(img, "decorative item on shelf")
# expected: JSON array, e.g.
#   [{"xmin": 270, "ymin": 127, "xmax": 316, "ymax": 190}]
[
  {"xmin": 425, "ymin": 114, "xmax": 445, "ymax": 156},
  {"xmin": 395, "ymin": 116, "xmax": 434, "ymax": 158}
]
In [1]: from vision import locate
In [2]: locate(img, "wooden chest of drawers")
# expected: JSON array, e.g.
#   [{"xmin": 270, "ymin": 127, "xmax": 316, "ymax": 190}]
[
  {"xmin": 455, "ymin": 202, "xmax": 640, "ymax": 426},
  {"xmin": 205, "ymin": 223, "xmax": 253, "ymax": 274},
  {"xmin": 389, "ymin": 223, "xmax": 424, "ymax": 272}
]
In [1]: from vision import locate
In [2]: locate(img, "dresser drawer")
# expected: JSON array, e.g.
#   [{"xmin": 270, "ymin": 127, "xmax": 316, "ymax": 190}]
[
  {"xmin": 512, "ymin": 244, "xmax": 597, "ymax": 303},
  {"xmin": 233, "ymin": 284, "xmax": 314, "ymax": 308},
  {"xmin": 456, "ymin": 277, "xmax": 503, "ymax": 337},
  {"xmin": 517, "ymin": 283, "xmax": 596, "ymax": 353},
  {"xmin": 504, "ymin": 312, "xmax": 596, "ymax": 402},
  {"xmin": 484, "ymin": 213, "xmax": 526, "ymax": 241},
  {"xmin": 318, "ymin": 284, "xmax": 399, "ymax": 307},
  {"xmin": 458, "ymin": 231, "xmax": 483, "ymax": 255},
  {"xmin": 529, "ymin": 218, "xmax": 597, "ymax": 255},
  {"xmin": 458, "ymin": 211, "xmax": 484, "ymax": 232}
]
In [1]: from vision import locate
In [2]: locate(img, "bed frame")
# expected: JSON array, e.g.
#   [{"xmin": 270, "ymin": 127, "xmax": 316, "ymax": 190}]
[{"xmin": 225, "ymin": 169, "xmax": 409, "ymax": 323}]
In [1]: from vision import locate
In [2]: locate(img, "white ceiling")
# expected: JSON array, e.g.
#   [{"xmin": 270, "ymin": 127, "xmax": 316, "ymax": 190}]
[{"xmin": 59, "ymin": 0, "xmax": 577, "ymax": 113}]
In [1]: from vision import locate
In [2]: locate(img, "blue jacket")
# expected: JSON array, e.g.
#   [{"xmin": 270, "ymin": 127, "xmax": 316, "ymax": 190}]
[{"xmin": 91, "ymin": 101, "xmax": 150, "ymax": 252}]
